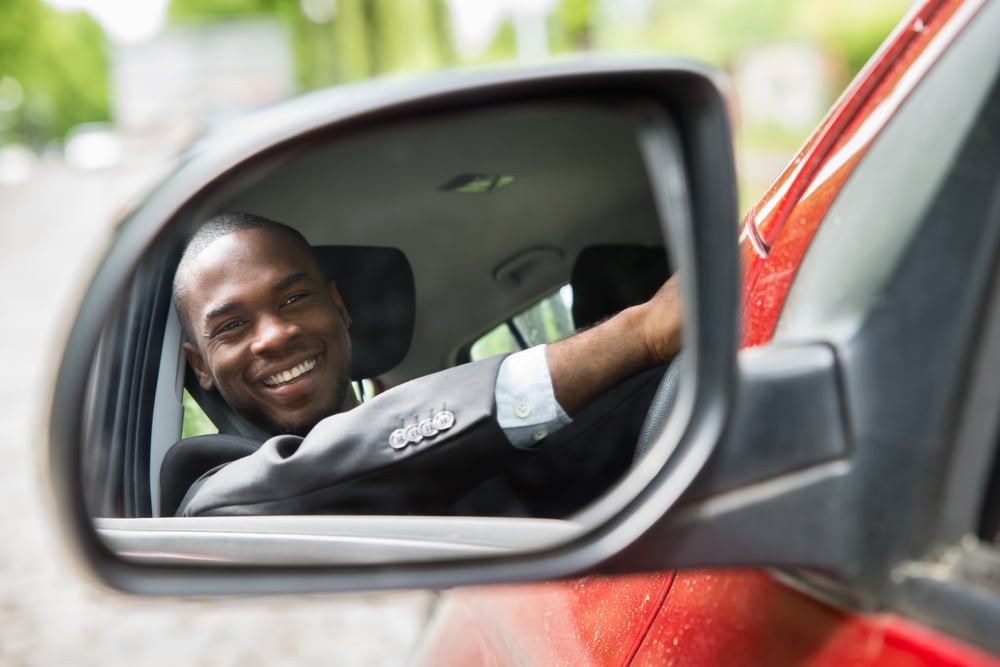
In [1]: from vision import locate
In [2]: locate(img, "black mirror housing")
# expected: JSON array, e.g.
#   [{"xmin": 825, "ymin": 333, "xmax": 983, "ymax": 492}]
[{"xmin": 48, "ymin": 58, "xmax": 741, "ymax": 595}]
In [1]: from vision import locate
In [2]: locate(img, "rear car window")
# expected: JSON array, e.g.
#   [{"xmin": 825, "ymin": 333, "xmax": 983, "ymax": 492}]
[{"xmin": 469, "ymin": 286, "xmax": 575, "ymax": 360}]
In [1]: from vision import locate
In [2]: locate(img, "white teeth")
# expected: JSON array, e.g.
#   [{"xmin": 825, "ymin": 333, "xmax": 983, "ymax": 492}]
[{"xmin": 264, "ymin": 358, "xmax": 316, "ymax": 387}]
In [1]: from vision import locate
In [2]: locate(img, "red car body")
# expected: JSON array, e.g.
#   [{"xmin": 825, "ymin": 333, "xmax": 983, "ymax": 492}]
[{"xmin": 413, "ymin": 0, "xmax": 1000, "ymax": 664}]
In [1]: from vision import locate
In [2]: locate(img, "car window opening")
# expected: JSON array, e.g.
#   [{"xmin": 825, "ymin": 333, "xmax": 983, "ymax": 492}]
[{"xmin": 470, "ymin": 286, "xmax": 576, "ymax": 361}]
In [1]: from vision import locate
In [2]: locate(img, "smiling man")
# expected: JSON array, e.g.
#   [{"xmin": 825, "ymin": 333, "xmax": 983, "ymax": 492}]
[
  {"xmin": 174, "ymin": 218, "xmax": 358, "ymax": 436},
  {"xmin": 164, "ymin": 212, "xmax": 683, "ymax": 517}
]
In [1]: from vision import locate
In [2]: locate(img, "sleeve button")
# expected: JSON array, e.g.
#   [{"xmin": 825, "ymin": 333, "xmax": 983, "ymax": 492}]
[
  {"xmin": 405, "ymin": 423, "xmax": 423, "ymax": 444},
  {"xmin": 419, "ymin": 419, "xmax": 438, "ymax": 438},
  {"xmin": 389, "ymin": 429, "xmax": 409, "ymax": 449},
  {"xmin": 432, "ymin": 410, "xmax": 456, "ymax": 430}
]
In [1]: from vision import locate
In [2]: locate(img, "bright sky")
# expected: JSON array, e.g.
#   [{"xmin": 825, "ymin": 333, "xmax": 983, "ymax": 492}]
[
  {"xmin": 45, "ymin": 0, "xmax": 170, "ymax": 42},
  {"xmin": 448, "ymin": 0, "xmax": 555, "ymax": 53},
  {"xmin": 44, "ymin": 0, "xmax": 553, "ymax": 48}
]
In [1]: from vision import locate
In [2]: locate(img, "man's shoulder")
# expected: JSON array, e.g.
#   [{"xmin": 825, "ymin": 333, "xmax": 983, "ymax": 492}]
[
  {"xmin": 166, "ymin": 355, "xmax": 510, "ymax": 516},
  {"xmin": 160, "ymin": 433, "xmax": 262, "ymax": 516}
]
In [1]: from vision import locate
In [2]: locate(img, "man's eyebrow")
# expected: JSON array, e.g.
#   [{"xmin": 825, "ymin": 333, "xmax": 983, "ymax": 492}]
[
  {"xmin": 201, "ymin": 273, "xmax": 315, "ymax": 329},
  {"xmin": 274, "ymin": 272, "xmax": 312, "ymax": 292},
  {"xmin": 204, "ymin": 301, "xmax": 240, "ymax": 326}
]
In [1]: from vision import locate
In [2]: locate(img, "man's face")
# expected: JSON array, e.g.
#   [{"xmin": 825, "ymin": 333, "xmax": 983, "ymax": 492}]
[{"xmin": 181, "ymin": 228, "xmax": 356, "ymax": 436}]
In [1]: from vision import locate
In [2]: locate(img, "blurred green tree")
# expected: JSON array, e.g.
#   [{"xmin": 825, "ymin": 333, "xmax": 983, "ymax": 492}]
[
  {"xmin": 0, "ymin": 0, "xmax": 108, "ymax": 146},
  {"xmin": 551, "ymin": 0, "xmax": 596, "ymax": 52},
  {"xmin": 168, "ymin": 0, "xmax": 455, "ymax": 90},
  {"xmin": 801, "ymin": 0, "xmax": 910, "ymax": 78},
  {"xmin": 597, "ymin": 0, "xmax": 909, "ymax": 85},
  {"xmin": 477, "ymin": 0, "xmax": 905, "ymax": 87}
]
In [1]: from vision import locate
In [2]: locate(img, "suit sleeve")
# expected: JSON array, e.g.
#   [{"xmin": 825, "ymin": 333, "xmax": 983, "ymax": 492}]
[{"xmin": 177, "ymin": 355, "xmax": 530, "ymax": 516}]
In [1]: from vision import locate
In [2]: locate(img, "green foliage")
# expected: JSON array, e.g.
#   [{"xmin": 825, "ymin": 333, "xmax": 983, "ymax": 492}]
[
  {"xmin": 168, "ymin": 0, "xmax": 285, "ymax": 20},
  {"xmin": 470, "ymin": 19, "xmax": 518, "ymax": 64},
  {"xmin": 325, "ymin": 0, "xmax": 372, "ymax": 83},
  {"xmin": 477, "ymin": 0, "xmax": 906, "ymax": 86},
  {"xmin": 470, "ymin": 290, "xmax": 576, "ymax": 361},
  {"xmin": 799, "ymin": 0, "xmax": 908, "ymax": 79},
  {"xmin": 0, "ymin": 0, "xmax": 913, "ymax": 146},
  {"xmin": 369, "ymin": 0, "xmax": 453, "ymax": 74},
  {"xmin": 550, "ymin": 0, "xmax": 596, "ymax": 52},
  {"xmin": 0, "ymin": 0, "xmax": 108, "ymax": 146},
  {"xmin": 596, "ymin": 0, "xmax": 909, "ymax": 79},
  {"xmin": 167, "ymin": 0, "xmax": 454, "ymax": 90},
  {"xmin": 182, "ymin": 389, "xmax": 218, "ymax": 439},
  {"xmin": 470, "ymin": 323, "xmax": 520, "ymax": 361},
  {"xmin": 304, "ymin": 0, "xmax": 455, "ymax": 85}
]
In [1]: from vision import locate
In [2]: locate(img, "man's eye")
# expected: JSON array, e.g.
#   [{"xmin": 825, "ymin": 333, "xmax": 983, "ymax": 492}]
[
  {"xmin": 284, "ymin": 292, "xmax": 312, "ymax": 306},
  {"xmin": 212, "ymin": 320, "xmax": 244, "ymax": 337}
]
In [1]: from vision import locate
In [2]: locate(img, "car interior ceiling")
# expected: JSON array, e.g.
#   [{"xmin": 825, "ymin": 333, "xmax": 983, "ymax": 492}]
[{"xmin": 218, "ymin": 100, "xmax": 668, "ymax": 385}]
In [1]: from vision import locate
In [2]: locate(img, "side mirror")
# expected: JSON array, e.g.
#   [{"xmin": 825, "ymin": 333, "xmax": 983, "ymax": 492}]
[{"xmin": 49, "ymin": 59, "xmax": 743, "ymax": 594}]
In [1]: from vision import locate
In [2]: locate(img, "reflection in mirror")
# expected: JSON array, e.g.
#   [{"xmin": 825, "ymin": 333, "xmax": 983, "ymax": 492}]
[{"xmin": 81, "ymin": 99, "xmax": 687, "ymax": 564}]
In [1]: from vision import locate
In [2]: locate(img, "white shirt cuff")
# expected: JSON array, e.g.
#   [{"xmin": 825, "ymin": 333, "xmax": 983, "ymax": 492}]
[{"xmin": 495, "ymin": 344, "xmax": 572, "ymax": 449}]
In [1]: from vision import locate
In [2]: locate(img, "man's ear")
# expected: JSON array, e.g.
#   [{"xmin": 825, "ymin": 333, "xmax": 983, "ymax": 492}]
[
  {"xmin": 328, "ymin": 280, "xmax": 353, "ymax": 328},
  {"xmin": 183, "ymin": 342, "xmax": 215, "ymax": 391}
]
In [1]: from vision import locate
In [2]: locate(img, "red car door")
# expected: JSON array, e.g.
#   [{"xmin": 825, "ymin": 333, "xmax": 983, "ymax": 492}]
[{"xmin": 413, "ymin": 0, "xmax": 1000, "ymax": 664}]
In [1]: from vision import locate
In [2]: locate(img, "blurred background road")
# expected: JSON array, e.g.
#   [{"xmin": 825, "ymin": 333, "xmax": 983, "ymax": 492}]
[{"xmin": 0, "ymin": 0, "xmax": 912, "ymax": 664}]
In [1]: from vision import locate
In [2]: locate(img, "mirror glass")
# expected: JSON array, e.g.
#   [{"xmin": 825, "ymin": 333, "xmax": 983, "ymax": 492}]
[{"xmin": 80, "ymin": 98, "xmax": 689, "ymax": 565}]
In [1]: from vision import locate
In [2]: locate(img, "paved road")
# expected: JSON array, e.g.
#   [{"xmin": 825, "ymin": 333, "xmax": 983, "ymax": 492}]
[{"xmin": 0, "ymin": 159, "xmax": 434, "ymax": 666}]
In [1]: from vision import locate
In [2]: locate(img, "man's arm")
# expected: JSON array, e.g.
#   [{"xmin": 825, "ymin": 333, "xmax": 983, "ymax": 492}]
[
  {"xmin": 547, "ymin": 273, "xmax": 682, "ymax": 416},
  {"xmin": 171, "ymin": 275, "xmax": 683, "ymax": 516}
]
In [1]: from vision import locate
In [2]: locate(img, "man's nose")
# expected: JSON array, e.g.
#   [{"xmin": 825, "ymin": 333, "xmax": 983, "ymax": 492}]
[{"xmin": 250, "ymin": 313, "xmax": 301, "ymax": 355}]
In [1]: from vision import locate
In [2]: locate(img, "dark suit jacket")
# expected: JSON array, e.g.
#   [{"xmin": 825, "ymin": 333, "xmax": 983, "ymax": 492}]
[{"xmin": 161, "ymin": 355, "xmax": 663, "ymax": 518}]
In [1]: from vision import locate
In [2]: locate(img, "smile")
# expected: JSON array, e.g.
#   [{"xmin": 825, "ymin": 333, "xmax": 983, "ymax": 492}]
[{"xmin": 262, "ymin": 358, "xmax": 317, "ymax": 387}]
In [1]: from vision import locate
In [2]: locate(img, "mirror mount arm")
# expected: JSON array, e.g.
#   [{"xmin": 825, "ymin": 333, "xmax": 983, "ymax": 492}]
[{"xmin": 612, "ymin": 342, "xmax": 858, "ymax": 580}]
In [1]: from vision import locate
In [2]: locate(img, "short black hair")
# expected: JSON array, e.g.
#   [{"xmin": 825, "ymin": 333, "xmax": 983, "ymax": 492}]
[{"xmin": 173, "ymin": 212, "xmax": 319, "ymax": 341}]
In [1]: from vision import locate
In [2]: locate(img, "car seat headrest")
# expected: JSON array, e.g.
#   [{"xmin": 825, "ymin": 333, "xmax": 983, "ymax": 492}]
[
  {"xmin": 313, "ymin": 245, "xmax": 415, "ymax": 380},
  {"xmin": 570, "ymin": 244, "xmax": 669, "ymax": 329}
]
